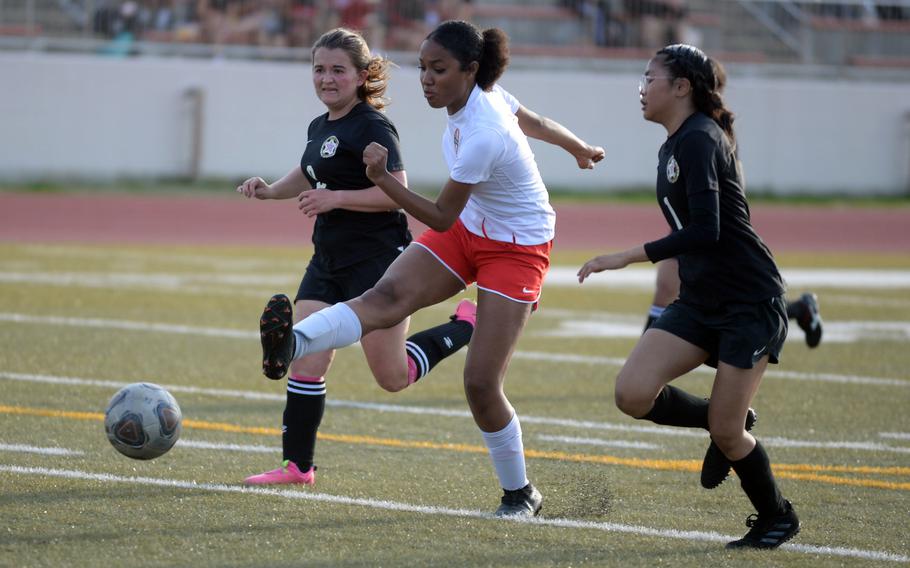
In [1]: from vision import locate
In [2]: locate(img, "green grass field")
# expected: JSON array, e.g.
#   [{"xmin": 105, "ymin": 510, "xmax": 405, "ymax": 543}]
[{"xmin": 1, "ymin": 242, "xmax": 909, "ymax": 567}]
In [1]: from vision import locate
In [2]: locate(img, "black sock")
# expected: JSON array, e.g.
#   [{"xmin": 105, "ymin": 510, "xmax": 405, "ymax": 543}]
[
  {"xmin": 786, "ymin": 300, "xmax": 801, "ymax": 320},
  {"xmin": 281, "ymin": 376, "xmax": 326, "ymax": 470},
  {"xmin": 640, "ymin": 385, "xmax": 709, "ymax": 429},
  {"xmin": 730, "ymin": 441, "xmax": 786, "ymax": 517},
  {"xmin": 405, "ymin": 320, "xmax": 473, "ymax": 382}
]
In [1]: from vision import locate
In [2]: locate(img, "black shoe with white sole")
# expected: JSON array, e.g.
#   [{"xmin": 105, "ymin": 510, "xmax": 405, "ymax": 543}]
[{"xmin": 726, "ymin": 500, "xmax": 800, "ymax": 549}]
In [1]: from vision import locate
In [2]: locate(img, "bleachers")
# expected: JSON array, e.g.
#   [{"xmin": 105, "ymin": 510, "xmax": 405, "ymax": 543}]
[{"xmin": 0, "ymin": 0, "xmax": 908, "ymax": 69}]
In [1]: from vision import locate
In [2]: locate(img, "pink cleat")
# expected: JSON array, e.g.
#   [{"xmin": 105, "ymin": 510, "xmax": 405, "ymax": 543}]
[
  {"xmin": 243, "ymin": 460, "xmax": 316, "ymax": 486},
  {"xmin": 451, "ymin": 298, "xmax": 477, "ymax": 328}
]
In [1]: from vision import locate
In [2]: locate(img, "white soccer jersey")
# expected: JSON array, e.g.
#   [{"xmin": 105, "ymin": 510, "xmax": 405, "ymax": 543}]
[{"xmin": 442, "ymin": 84, "xmax": 555, "ymax": 245}]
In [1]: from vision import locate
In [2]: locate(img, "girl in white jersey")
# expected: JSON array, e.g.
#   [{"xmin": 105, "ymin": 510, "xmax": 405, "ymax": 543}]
[{"xmin": 257, "ymin": 20, "xmax": 604, "ymax": 517}]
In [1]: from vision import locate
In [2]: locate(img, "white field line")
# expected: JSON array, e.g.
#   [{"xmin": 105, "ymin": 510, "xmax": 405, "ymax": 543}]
[
  {"xmin": 821, "ymin": 294, "xmax": 910, "ymax": 309},
  {"xmin": 176, "ymin": 440, "xmax": 275, "ymax": 453},
  {"xmin": 880, "ymin": 432, "xmax": 910, "ymax": 441},
  {"xmin": 536, "ymin": 435, "xmax": 662, "ymax": 450},
  {"xmin": 760, "ymin": 437, "xmax": 910, "ymax": 454},
  {"xmin": 5, "ymin": 309, "xmax": 908, "ymax": 351},
  {"xmin": 0, "ymin": 371, "xmax": 703, "ymax": 439},
  {"xmin": 546, "ymin": 267, "xmax": 910, "ymax": 290},
  {"xmin": 4, "ymin": 371, "xmax": 910, "ymax": 454},
  {"xmin": 0, "ymin": 443, "xmax": 84, "ymax": 456},
  {"xmin": 2, "ymin": 312, "xmax": 908, "ymax": 388},
  {"xmin": 0, "ymin": 465, "xmax": 907, "ymax": 563},
  {"xmin": 534, "ymin": 319, "xmax": 910, "ymax": 344},
  {"xmin": 5, "ymin": 267, "xmax": 910, "ymax": 290}
]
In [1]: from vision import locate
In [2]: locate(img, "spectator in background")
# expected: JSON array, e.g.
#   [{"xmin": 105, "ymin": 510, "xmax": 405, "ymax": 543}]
[
  {"xmin": 626, "ymin": 0, "xmax": 687, "ymax": 49},
  {"xmin": 383, "ymin": 0, "xmax": 426, "ymax": 50}
]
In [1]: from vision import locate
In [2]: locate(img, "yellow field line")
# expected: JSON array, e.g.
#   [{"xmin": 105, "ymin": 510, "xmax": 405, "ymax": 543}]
[{"xmin": 4, "ymin": 404, "xmax": 909, "ymax": 491}]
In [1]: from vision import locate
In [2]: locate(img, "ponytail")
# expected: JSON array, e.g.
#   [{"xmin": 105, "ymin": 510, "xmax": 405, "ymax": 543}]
[
  {"xmin": 477, "ymin": 28, "xmax": 510, "ymax": 90},
  {"xmin": 657, "ymin": 44, "xmax": 736, "ymax": 147},
  {"xmin": 427, "ymin": 21, "xmax": 510, "ymax": 91}
]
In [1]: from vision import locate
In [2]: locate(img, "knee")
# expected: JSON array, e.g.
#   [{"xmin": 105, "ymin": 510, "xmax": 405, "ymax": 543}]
[
  {"xmin": 614, "ymin": 388, "xmax": 645, "ymax": 417},
  {"xmin": 708, "ymin": 424, "xmax": 744, "ymax": 455},
  {"xmin": 375, "ymin": 378, "xmax": 407, "ymax": 393},
  {"xmin": 361, "ymin": 281, "xmax": 408, "ymax": 327},
  {"xmin": 373, "ymin": 370, "xmax": 408, "ymax": 393},
  {"xmin": 614, "ymin": 373, "xmax": 649, "ymax": 418},
  {"xmin": 463, "ymin": 371, "xmax": 501, "ymax": 405}
]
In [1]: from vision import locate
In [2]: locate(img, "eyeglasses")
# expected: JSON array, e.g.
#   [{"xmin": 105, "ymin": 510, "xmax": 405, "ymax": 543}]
[{"xmin": 639, "ymin": 74, "xmax": 674, "ymax": 94}]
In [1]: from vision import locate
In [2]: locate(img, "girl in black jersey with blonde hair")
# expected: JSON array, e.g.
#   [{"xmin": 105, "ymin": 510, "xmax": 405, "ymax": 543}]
[
  {"xmin": 237, "ymin": 28, "xmax": 476, "ymax": 487},
  {"xmin": 578, "ymin": 44, "xmax": 800, "ymax": 549}
]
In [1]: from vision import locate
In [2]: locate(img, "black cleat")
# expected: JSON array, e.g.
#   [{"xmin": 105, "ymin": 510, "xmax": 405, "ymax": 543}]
[
  {"xmin": 726, "ymin": 500, "xmax": 800, "ymax": 549},
  {"xmin": 795, "ymin": 293, "xmax": 823, "ymax": 348},
  {"xmin": 700, "ymin": 408, "xmax": 757, "ymax": 489},
  {"xmin": 260, "ymin": 294, "xmax": 295, "ymax": 380},
  {"xmin": 495, "ymin": 483, "xmax": 543, "ymax": 518}
]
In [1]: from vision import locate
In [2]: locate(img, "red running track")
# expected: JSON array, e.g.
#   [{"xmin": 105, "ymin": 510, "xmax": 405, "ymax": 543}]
[{"xmin": 1, "ymin": 192, "xmax": 908, "ymax": 253}]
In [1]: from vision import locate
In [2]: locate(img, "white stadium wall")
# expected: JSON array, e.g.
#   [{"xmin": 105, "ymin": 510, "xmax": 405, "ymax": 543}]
[{"xmin": 1, "ymin": 52, "xmax": 908, "ymax": 195}]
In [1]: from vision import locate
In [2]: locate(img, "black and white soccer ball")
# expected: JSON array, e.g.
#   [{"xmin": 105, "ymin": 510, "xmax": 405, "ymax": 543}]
[{"xmin": 104, "ymin": 383, "xmax": 182, "ymax": 460}]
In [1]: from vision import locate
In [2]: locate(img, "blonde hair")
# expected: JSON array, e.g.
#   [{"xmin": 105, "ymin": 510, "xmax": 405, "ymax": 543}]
[{"xmin": 312, "ymin": 28, "xmax": 391, "ymax": 111}]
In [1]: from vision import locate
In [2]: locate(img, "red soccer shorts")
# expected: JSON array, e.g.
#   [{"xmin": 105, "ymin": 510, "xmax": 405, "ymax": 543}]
[{"xmin": 414, "ymin": 219, "xmax": 552, "ymax": 306}]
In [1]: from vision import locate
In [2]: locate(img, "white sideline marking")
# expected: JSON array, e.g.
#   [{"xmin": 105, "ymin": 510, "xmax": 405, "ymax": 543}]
[
  {"xmin": 0, "ymin": 312, "xmax": 254, "ymax": 339},
  {"xmin": 536, "ymin": 319, "xmax": 910, "ymax": 344},
  {"xmin": 537, "ymin": 435, "xmax": 661, "ymax": 450},
  {"xmin": 5, "ymin": 371, "xmax": 910, "ymax": 454},
  {"xmin": 761, "ymin": 437, "xmax": 910, "ymax": 454},
  {"xmin": 177, "ymin": 440, "xmax": 275, "ymax": 453},
  {"xmin": 510, "ymin": 350, "xmax": 910, "ymax": 388},
  {"xmin": 5, "ymin": 267, "xmax": 910, "ymax": 290},
  {"xmin": 1, "ymin": 465, "xmax": 907, "ymax": 563},
  {"xmin": 546, "ymin": 267, "xmax": 910, "ymax": 290},
  {"xmin": 5, "ymin": 312, "xmax": 906, "ymax": 387},
  {"xmin": 0, "ymin": 371, "xmax": 703, "ymax": 439},
  {"xmin": 0, "ymin": 443, "xmax": 84, "ymax": 456},
  {"xmin": 879, "ymin": 432, "xmax": 910, "ymax": 441}
]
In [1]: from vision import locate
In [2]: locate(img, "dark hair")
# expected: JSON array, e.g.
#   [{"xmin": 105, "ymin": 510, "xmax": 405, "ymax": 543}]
[
  {"xmin": 313, "ymin": 28, "xmax": 392, "ymax": 110},
  {"xmin": 425, "ymin": 20, "xmax": 510, "ymax": 91},
  {"xmin": 656, "ymin": 44, "xmax": 735, "ymax": 145}
]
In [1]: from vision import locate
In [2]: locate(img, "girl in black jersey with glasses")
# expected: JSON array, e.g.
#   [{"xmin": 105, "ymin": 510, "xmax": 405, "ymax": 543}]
[{"xmin": 578, "ymin": 44, "xmax": 799, "ymax": 550}]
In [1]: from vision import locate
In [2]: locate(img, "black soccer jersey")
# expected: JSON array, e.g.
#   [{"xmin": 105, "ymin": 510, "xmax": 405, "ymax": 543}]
[
  {"xmin": 643, "ymin": 112, "xmax": 784, "ymax": 308},
  {"xmin": 301, "ymin": 102, "xmax": 411, "ymax": 270}
]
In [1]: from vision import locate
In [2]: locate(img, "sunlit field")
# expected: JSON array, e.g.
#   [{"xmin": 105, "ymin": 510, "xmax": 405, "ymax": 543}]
[{"xmin": 1, "ymin": 241, "xmax": 908, "ymax": 567}]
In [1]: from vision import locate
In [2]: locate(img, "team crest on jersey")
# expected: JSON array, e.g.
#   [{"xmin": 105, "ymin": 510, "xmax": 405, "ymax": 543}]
[
  {"xmin": 320, "ymin": 136, "xmax": 339, "ymax": 158},
  {"xmin": 453, "ymin": 128, "xmax": 461, "ymax": 156},
  {"xmin": 666, "ymin": 156, "xmax": 680, "ymax": 183}
]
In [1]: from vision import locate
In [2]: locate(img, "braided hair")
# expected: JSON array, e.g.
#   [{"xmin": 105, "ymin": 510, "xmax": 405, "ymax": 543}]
[{"xmin": 657, "ymin": 44, "xmax": 735, "ymax": 146}]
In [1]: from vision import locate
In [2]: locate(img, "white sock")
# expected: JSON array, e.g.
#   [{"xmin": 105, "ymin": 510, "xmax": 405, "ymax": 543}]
[
  {"xmin": 480, "ymin": 413, "xmax": 528, "ymax": 491},
  {"xmin": 292, "ymin": 303, "xmax": 362, "ymax": 360}
]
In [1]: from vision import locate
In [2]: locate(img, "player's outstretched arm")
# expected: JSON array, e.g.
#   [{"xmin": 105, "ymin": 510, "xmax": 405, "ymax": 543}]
[
  {"xmin": 236, "ymin": 166, "xmax": 311, "ymax": 200},
  {"xmin": 516, "ymin": 106, "xmax": 605, "ymax": 170},
  {"xmin": 297, "ymin": 171, "xmax": 408, "ymax": 217},
  {"xmin": 577, "ymin": 245, "xmax": 648, "ymax": 283}
]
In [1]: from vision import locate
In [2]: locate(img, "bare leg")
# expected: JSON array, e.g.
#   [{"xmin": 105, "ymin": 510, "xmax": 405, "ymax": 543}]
[
  {"xmin": 708, "ymin": 358, "xmax": 768, "ymax": 461},
  {"xmin": 614, "ymin": 328, "xmax": 708, "ymax": 418},
  {"xmin": 462, "ymin": 289, "xmax": 533, "ymax": 432}
]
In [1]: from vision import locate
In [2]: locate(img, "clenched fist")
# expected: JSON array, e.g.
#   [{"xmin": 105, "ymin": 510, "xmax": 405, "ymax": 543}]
[{"xmin": 363, "ymin": 142, "xmax": 389, "ymax": 183}]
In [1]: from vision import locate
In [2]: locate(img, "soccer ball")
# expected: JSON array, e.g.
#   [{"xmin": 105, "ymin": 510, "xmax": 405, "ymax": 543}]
[{"xmin": 104, "ymin": 383, "xmax": 182, "ymax": 460}]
